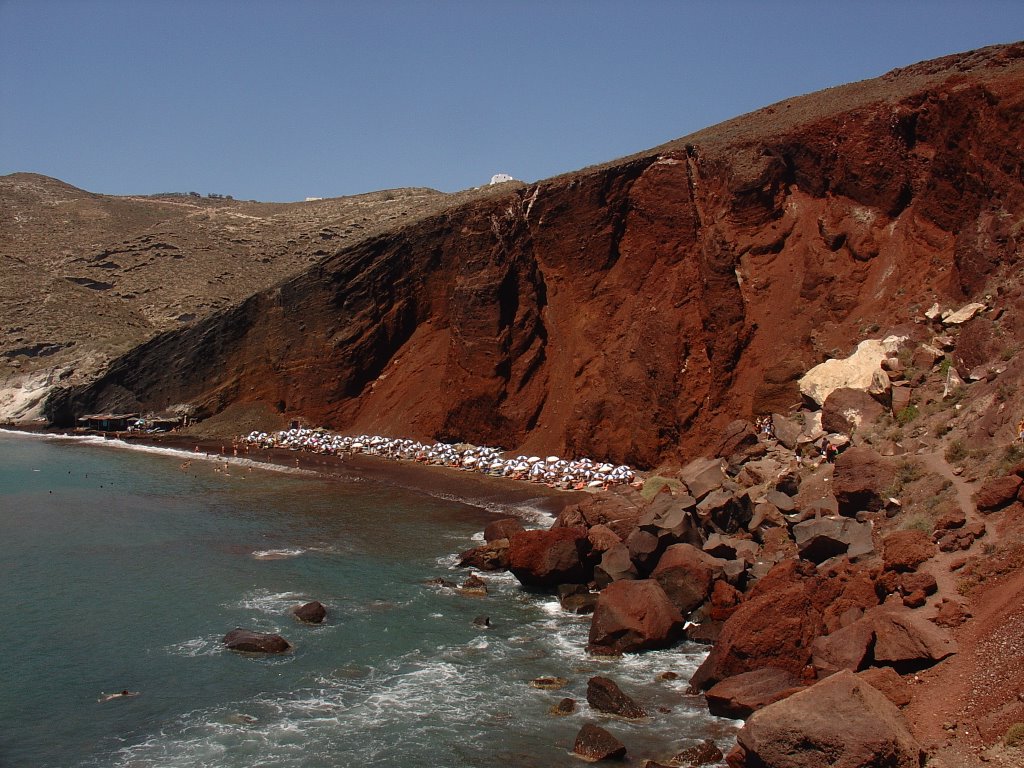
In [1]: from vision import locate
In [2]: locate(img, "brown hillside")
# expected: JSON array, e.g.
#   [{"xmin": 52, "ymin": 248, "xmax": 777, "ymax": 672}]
[{"xmin": 36, "ymin": 42, "xmax": 1024, "ymax": 469}]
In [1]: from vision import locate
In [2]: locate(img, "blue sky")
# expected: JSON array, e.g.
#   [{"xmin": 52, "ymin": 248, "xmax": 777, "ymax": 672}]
[{"xmin": 2, "ymin": 1, "xmax": 1023, "ymax": 201}]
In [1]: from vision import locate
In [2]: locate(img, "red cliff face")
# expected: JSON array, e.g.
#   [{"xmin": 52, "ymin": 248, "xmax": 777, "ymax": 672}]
[{"xmin": 48, "ymin": 43, "xmax": 1024, "ymax": 468}]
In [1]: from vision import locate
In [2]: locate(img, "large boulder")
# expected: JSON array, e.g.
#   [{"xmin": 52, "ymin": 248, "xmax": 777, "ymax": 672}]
[
  {"xmin": 222, "ymin": 628, "xmax": 292, "ymax": 654},
  {"xmin": 812, "ymin": 605, "xmax": 957, "ymax": 675},
  {"xmin": 728, "ymin": 670, "xmax": 924, "ymax": 768},
  {"xmin": 586, "ymin": 676, "xmax": 647, "ymax": 719},
  {"xmin": 650, "ymin": 543, "xmax": 721, "ymax": 615},
  {"xmin": 679, "ymin": 457, "xmax": 727, "ymax": 501},
  {"xmin": 508, "ymin": 526, "xmax": 592, "ymax": 588},
  {"xmin": 588, "ymin": 579, "xmax": 684, "ymax": 654},
  {"xmin": 821, "ymin": 388, "xmax": 886, "ymax": 435},
  {"xmin": 793, "ymin": 517, "xmax": 874, "ymax": 563},
  {"xmin": 705, "ymin": 667, "xmax": 804, "ymax": 719},
  {"xmin": 483, "ymin": 517, "xmax": 525, "ymax": 542},
  {"xmin": 690, "ymin": 563, "xmax": 821, "ymax": 689},
  {"xmin": 574, "ymin": 724, "xmax": 627, "ymax": 761},
  {"xmin": 457, "ymin": 539, "xmax": 511, "ymax": 571},
  {"xmin": 974, "ymin": 475, "xmax": 1023, "ymax": 512},
  {"xmin": 714, "ymin": 419, "xmax": 764, "ymax": 463},
  {"xmin": 881, "ymin": 529, "xmax": 936, "ymax": 573},
  {"xmin": 832, "ymin": 446, "xmax": 897, "ymax": 515},
  {"xmin": 798, "ymin": 337, "xmax": 906, "ymax": 407},
  {"xmin": 594, "ymin": 543, "xmax": 639, "ymax": 588}
]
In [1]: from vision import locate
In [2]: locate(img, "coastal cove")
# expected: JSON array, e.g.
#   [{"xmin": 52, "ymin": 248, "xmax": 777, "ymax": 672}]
[{"xmin": 0, "ymin": 430, "xmax": 735, "ymax": 768}]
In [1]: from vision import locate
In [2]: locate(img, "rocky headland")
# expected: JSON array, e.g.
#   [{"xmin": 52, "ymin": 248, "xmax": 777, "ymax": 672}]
[{"xmin": 4, "ymin": 41, "xmax": 1024, "ymax": 767}]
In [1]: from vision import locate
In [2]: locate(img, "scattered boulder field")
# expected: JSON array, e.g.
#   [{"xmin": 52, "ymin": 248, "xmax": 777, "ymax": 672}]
[{"xmin": 456, "ymin": 311, "xmax": 1024, "ymax": 767}]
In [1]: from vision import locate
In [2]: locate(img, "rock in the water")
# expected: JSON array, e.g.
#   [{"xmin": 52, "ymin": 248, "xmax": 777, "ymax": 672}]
[
  {"xmin": 558, "ymin": 583, "xmax": 600, "ymax": 614},
  {"xmin": 831, "ymin": 446, "xmax": 897, "ymax": 515},
  {"xmin": 460, "ymin": 574, "xmax": 488, "ymax": 595},
  {"xmin": 705, "ymin": 667, "xmax": 803, "ymax": 719},
  {"xmin": 550, "ymin": 697, "xmax": 576, "ymax": 716},
  {"xmin": 530, "ymin": 676, "xmax": 569, "ymax": 689},
  {"xmin": 472, "ymin": 615, "xmax": 490, "ymax": 627},
  {"xmin": 586, "ymin": 676, "xmax": 647, "ymax": 719},
  {"xmin": 729, "ymin": 669, "xmax": 924, "ymax": 768},
  {"xmin": 483, "ymin": 517, "xmax": 525, "ymax": 542},
  {"xmin": 673, "ymin": 739, "xmax": 724, "ymax": 767},
  {"xmin": 588, "ymin": 579, "xmax": 684, "ymax": 654},
  {"xmin": 574, "ymin": 723, "xmax": 627, "ymax": 761},
  {"xmin": 292, "ymin": 600, "xmax": 327, "ymax": 624},
  {"xmin": 222, "ymin": 628, "xmax": 292, "ymax": 654},
  {"xmin": 508, "ymin": 526, "xmax": 592, "ymax": 588},
  {"xmin": 457, "ymin": 539, "xmax": 511, "ymax": 571}
]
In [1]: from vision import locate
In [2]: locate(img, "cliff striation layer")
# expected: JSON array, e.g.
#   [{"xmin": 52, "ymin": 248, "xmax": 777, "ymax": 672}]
[{"xmin": 31, "ymin": 42, "xmax": 1024, "ymax": 467}]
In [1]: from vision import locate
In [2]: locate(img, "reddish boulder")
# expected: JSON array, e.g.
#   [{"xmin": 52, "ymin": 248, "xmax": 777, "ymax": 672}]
[
  {"xmin": 573, "ymin": 723, "xmax": 627, "ymax": 761},
  {"xmin": 707, "ymin": 580, "xmax": 743, "ymax": 622},
  {"xmin": 872, "ymin": 607, "xmax": 957, "ymax": 667},
  {"xmin": 588, "ymin": 579, "xmax": 684, "ymax": 654},
  {"xmin": 705, "ymin": 667, "xmax": 804, "ymax": 719},
  {"xmin": 831, "ymin": 446, "xmax": 897, "ymax": 515},
  {"xmin": 672, "ymin": 739, "xmax": 723, "ymax": 766},
  {"xmin": 728, "ymin": 670, "xmax": 924, "ymax": 768},
  {"xmin": 811, "ymin": 617, "xmax": 876, "ymax": 675},
  {"xmin": 713, "ymin": 419, "xmax": 763, "ymax": 462},
  {"xmin": 881, "ymin": 529, "xmax": 937, "ymax": 572},
  {"xmin": 222, "ymin": 628, "xmax": 292, "ymax": 654},
  {"xmin": 855, "ymin": 666, "xmax": 912, "ymax": 707},
  {"xmin": 650, "ymin": 543, "xmax": 720, "ymax": 615},
  {"xmin": 934, "ymin": 506, "xmax": 966, "ymax": 530},
  {"xmin": 974, "ymin": 474, "xmax": 1023, "ymax": 512},
  {"xmin": 690, "ymin": 567, "xmax": 819, "ymax": 689},
  {"xmin": 586, "ymin": 676, "xmax": 647, "ymax": 719},
  {"xmin": 587, "ymin": 523, "xmax": 622, "ymax": 552},
  {"xmin": 483, "ymin": 517, "xmax": 525, "ymax": 542},
  {"xmin": 594, "ymin": 543, "xmax": 639, "ymax": 588},
  {"xmin": 822, "ymin": 388, "xmax": 886, "ymax": 435},
  {"xmin": 457, "ymin": 539, "xmax": 511, "ymax": 571},
  {"xmin": 508, "ymin": 526, "xmax": 592, "ymax": 588}
]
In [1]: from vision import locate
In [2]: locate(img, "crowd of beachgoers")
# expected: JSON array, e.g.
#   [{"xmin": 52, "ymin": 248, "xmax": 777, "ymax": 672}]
[{"xmin": 241, "ymin": 428, "xmax": 639, "ymax": 490}]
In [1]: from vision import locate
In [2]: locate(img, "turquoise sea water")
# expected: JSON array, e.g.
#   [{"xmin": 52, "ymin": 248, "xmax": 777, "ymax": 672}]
[{"xmin": 0, "ymin": 431, "xmax": 734, "ymax": 767}]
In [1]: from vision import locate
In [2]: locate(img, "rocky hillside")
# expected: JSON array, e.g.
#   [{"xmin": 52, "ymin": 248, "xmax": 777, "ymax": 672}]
[
  {"xmin": 0, "ymin": 174, "xmax": 511, "ymax": 419},
  {"xmin": 29, "ymin": 42, "xmax": 1024, "ymax": 469}
]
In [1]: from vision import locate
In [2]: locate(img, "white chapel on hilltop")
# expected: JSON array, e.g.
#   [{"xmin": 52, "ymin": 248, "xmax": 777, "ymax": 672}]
[{"xmin": 489, "ymin": 173, "xmax": 515, "ymax": 185}]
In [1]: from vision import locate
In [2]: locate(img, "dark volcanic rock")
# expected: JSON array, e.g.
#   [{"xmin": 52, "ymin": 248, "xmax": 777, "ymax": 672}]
[
  {"xmin": 822, "ymin": 387, "xmax": 886, "ymax": 435},
  {"xmin": 222, "ymin": 628, "xmax": 292, "ymax": 654},
  {"xmin": 586, "ymin": 676, "xmax": 647, "ymax": 719},
  {"xmin": 292, "ymin": 601, "xmax": 327, "ymax": 624},
  {"xmin": 573, "ymin": 723, "xmax": 627, "ymax": 761}
]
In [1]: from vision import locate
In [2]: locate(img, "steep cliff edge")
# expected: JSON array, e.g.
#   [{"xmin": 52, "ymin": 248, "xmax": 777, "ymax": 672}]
[{"xmin": 42, "ymin": 42, "xmax": 1024, "ymax": 467}]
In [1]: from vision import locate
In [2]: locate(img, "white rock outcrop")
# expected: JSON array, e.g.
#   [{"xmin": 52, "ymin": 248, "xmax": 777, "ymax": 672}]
[{"xmin": 799, "ymin": 336, "xmax": 907, "ymax": 407}]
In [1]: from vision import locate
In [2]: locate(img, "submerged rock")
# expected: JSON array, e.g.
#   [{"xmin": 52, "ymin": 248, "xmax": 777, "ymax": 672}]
[{"xmin": 586, "ymin": 676, "xmax": 647, "ymax": 719}]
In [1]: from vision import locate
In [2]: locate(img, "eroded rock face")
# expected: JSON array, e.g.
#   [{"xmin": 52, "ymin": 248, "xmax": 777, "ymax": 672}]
[
  {"xmin": 728, "ymin": 670, "xmax": 924, "ymax": 768},
  {"xmin": 38, "ymin": 45, "xmax": 1024, "ymax": 469},
  {"xmin": 588, "ymin": 579, "xmax": 684, "ymax": 654}
]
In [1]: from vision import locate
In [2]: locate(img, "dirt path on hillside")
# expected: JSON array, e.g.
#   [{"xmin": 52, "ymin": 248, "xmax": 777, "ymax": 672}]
[{"xmin": 904, "ymin": 451, "xmax": 1024, "ymax": 767}]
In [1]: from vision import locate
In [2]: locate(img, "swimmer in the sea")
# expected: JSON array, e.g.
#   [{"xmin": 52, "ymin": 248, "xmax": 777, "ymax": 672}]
[{"xmin": 98, "ymin": 689, "xmax": 138, "ymax": 703}]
